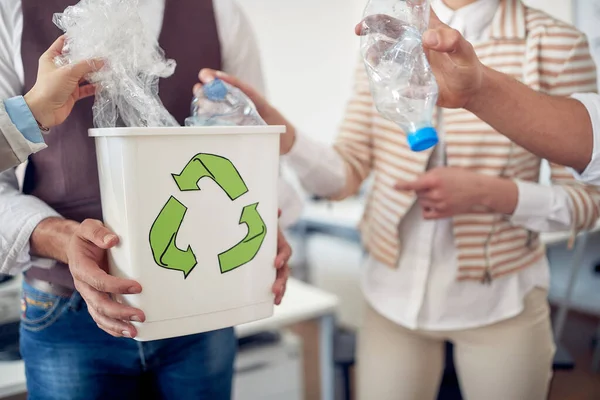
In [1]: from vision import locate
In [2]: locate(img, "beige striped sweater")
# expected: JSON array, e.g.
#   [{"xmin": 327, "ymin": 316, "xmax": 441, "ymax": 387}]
[{"xmin": 332, "ymin": 0, "xmax": 600, "ymax": 282}]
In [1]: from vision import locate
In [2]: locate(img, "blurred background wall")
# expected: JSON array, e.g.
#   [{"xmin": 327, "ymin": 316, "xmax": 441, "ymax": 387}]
[{"xmin": 238, "ymin": 0, "xmax": 574, "ymax": 145}]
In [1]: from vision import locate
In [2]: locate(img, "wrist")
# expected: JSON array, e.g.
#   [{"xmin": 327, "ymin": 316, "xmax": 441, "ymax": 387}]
[
  {"xmin": 281, "ymin": 125, "xmax": 297, "ymax": 155},
  {"xmin": 464, "ymin": 65, "xmax": 493, "ymax": 115},
  {"xmin": 479, "ymin": 175, "xmax": 518, "ymax": 215},
  {"xmin": 30, "ymin": 217, "xmax": 80, "ymax": 264},
  {"xmin": 261, "ymin": 105, "xmax": 296, "ymax": 154},
  {"xmin": 281, "ymin": 127, "xmax": 296, "ymax": 155},
  {"xmin": 24, "ymin": 90, "xmax": 52, "ymax": 129},
  {"xmin": 474, "ymin": 173, "xmax": 492, "ymax": 208}
]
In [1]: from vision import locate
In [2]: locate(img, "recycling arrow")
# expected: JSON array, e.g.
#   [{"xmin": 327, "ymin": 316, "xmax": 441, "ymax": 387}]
[
  {"xmin": 149, "ymin": 153, "xmax": 268, "ymax": 279},
  {"xmin": 172, "ymin": 153, "xmax": 248, "ymax": 200},
  {"xmin": 149, "ymin": 196, "xmax": 197, "ymax": 278},
  {"xmin": 218, "ymin": 202, "xmax": 267, "ymax": 273}
]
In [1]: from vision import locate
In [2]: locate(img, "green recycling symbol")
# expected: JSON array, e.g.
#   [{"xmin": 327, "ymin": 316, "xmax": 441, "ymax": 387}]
[{"xmin": 148, "ymin": 153, "xmax": 267, "ymax": 278}]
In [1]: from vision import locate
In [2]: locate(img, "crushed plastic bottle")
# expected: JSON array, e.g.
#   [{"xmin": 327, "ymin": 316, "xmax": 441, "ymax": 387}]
[
  {"xmin": 185, "ymin": 79, "xmax": 266, "ymax": 127},
  {"xmin": 360, "ymin": 0, "xmax": 439, "ymax": 151}
]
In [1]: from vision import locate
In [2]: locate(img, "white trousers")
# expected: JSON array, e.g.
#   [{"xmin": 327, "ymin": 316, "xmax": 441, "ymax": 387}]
[{"xmin": 356, "ymin": 288, "xmax": 556, "ymax": 400}]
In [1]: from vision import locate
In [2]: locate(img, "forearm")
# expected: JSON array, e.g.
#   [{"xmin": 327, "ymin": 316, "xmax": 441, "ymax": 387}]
[
  {"xmin": 467, "ymin": 67, "xmax": 593, "ymax": 173},
  {"xmin": 29, "ymin": 217, "xmax": 79, "ymax": 264}
]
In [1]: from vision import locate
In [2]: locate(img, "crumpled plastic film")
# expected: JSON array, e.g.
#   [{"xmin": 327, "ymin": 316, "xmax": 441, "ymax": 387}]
[{"xmin": 53, "ymin": 0, "xmax": 179, "ymax": 128}]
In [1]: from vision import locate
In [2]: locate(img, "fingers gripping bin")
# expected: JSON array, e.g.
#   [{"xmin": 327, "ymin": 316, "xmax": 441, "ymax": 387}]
[{"xmin": 89, "ymin": 126, "xmax": 285, "ymax": 341}]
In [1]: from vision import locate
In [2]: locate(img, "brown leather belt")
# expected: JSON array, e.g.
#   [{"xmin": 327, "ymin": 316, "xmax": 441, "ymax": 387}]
[{"xmin": 24, "ymin": 274, "xmax": 74, "ymax": 298}]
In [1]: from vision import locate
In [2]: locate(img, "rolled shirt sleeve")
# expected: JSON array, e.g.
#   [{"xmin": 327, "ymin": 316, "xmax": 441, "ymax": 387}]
[
  {"xmin": 0, "ymin": 98, "xmax": 46, "ymax": 172},
  {"xmin": 570, "ymin": 93, "xmax": 600, "ymax": 186}
]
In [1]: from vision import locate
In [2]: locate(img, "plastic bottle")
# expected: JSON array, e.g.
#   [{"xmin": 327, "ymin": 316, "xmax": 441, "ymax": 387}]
[
  {"xmin": 185, "ymin": 78, "xmax": 266, "ymax": 127},
  {"xmin": 360, "ymin": 0, "xmax": 439, "ymax": 151}
]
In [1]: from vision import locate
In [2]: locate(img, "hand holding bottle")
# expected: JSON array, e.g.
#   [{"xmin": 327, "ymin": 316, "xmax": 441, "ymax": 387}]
[
  {"xmin": 357, "ymin": 8, "xmax": 485, "ymax": 112},
  {"xmin": 195, "ymin": 69, "xmax": 297, "ymax": 155}
]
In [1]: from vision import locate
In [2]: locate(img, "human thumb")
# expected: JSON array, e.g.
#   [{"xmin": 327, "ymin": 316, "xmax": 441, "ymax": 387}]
[
  {"xmin": 395, "ymin": 179, "xmax": 418, "ymax": 191},
  {"xmin": 422, "ymin": 26, "xmax": 476, "ymax": 67},
  {"xmin": 395, "ymin": 175, "xmax": 435, "ymax": 192},
  {"xmin": 69, "ymin": 59, "xmax": 104, "ymax": 81}
]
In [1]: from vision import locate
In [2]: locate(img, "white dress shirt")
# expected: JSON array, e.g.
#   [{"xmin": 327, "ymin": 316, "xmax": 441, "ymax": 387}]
[
  {"xmin": 571, "ymin": 93, "xmax": 600, "ymax": 186},
  {"xmin": 0, "ymin": 0, "xmax": 303, "ymax": 275},
  {"xmin": 285, "ymin": 0, "xmax": 573, "ymax": 331}
]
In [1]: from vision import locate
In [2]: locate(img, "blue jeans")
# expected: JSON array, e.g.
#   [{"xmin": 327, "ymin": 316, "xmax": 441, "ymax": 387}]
[{"xmin": 19, "ymin": 280, "xmax": 236, "ymax": 400}]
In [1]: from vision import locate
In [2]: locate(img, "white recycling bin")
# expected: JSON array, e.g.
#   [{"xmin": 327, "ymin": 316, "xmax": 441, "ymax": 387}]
[{"xmin": 89, "ymin": 126, "xmax": 284, "ymax": 341}]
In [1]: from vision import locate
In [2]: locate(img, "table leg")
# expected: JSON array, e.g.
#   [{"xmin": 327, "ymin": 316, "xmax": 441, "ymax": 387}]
[
  {"xmin": 592, "ymin": 323, "xmax": 600, "ymax": 372},
  {"xmin": 291, "ymin": 221, "xmax": 312, "ymax": 284},
  {"xmin": 553, "ymin": 232, "xmax": 589, "ymax": 342},
  {"xmin": 319, "ymin": 314, "xmax": 335, "ymax": 400}
]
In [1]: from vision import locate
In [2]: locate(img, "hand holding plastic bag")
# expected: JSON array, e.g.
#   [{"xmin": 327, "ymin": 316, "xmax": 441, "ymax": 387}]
[{"xmin": 53, "ymin": 0, "xmax": 178, "ymax": 128}]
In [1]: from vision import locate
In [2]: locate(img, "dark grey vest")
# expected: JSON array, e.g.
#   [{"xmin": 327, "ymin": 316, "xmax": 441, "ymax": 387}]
[{"xmin": 21, "ymin": 0, "xmax": 222, "ymax": 288}]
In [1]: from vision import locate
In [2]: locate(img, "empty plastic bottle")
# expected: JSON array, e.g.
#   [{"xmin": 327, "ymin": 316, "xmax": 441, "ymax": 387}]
[
  {"xmin": 185, "ymin": 78, "xmax": 266, "ymax": 126},
  {"xmin": 360, "ymin": 0, "xmax": 439, "ymax": 151}
]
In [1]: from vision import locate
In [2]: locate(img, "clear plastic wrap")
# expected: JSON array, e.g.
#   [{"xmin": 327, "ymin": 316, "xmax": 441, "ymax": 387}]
[
  {"xmin": 360, "ymin": 0, "xmax": 439, "ymax": 151},
  {"xmin": 53, "ymin": 0, "xmax": 179, "ymax": 128}
]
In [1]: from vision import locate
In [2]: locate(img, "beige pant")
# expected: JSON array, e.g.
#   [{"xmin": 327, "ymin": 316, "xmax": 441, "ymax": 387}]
[{"xmin": 356, "ymin": 289, "xmax": 556, "ymax": 400}]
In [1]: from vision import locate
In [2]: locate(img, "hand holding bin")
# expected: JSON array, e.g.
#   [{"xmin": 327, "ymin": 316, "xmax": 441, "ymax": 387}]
[{"xmin": 91, "ymin": 125, "xmax": 284, "ymax": 341}]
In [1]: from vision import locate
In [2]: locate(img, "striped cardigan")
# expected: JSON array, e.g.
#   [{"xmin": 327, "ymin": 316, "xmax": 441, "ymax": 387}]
[{"xmin": 333, "ymin": 0, "xmax": 600, "ymax": 281}]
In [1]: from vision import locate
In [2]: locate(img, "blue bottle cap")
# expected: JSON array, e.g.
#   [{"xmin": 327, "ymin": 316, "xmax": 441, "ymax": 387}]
[
  {"xmin": 407, "ymin": 126, "xmax": 438, "ymax": 152},
  {"xmin": 203, "ymin": 78, "xmax": 228, "ymax": 101}
]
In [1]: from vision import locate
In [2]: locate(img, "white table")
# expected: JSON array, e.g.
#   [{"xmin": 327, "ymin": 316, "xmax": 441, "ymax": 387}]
[
  {"xmin": 237, "ymin": 279, "xmax": 339, "ymax": 400},
  {"xmin": 0, "ymin": 278, "xmax": 339, "ymax": 400},
  {"xmin": 0, "ymin": 361, "xmax": 23, "ymax": 400}
]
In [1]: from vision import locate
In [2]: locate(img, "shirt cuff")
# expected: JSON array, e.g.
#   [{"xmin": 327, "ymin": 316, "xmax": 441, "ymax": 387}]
[
  {"xmin": 3, "ymin": 215, "xmax": 54, "ymax": 276},
  {"xmin": 510, "ymin": 180, "xmax": 555, "ymax": 224},
  {"xmin": 570, "ymin": 93, "xmax": 600, "ymax": 185},
  {"xmin": 4, "ymin": 96, "xmax": 44, "ymax": 145}
]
